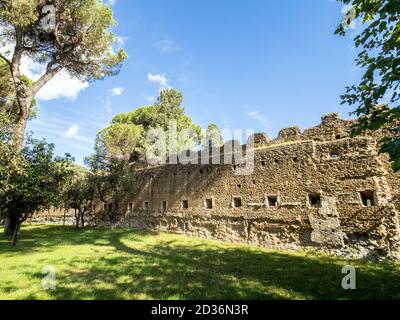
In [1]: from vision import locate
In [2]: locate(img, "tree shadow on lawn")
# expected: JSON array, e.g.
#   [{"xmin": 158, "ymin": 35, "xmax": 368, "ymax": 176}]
[
  {"xmin": 0, "ymin": 225, "xmax": 156, "ymax": 254},
  {"xmin": 2, "ymin": 225, "xmax": 400, "ymax": 300}
]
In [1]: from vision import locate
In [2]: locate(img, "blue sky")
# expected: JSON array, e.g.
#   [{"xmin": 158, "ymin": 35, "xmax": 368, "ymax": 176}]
[{"xmin": 26, "ymin": 0, "xmax": 360, "ymax": 165}]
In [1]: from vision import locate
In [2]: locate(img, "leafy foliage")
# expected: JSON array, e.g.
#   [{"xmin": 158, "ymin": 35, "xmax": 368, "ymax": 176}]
[
  {"xmin": 0, "ymin": 112, "xmax": 19, "ymax": 199},
  {"xmin": 63, "ymin": 173, "xmax": 96, "ymax": 228},
  {"xmin": 101, "ymin": 89, "xmax": 203, "ymax": 160},
  {"xmin": 0, "ymin": 0, "xmax": 127, "ymax": 147},
  {"xmin": 97, "ymin": 123, "xmax": 145, "ymax": 161},
  {"xmin": 0, "ymin": 60, "xmax": 38, "ymax": 119},
  {"xmin": 0, "ymin": 0, "xmax": 127, "ymax": 80},
  {"xmin": 335, "ymin": 0, "xmax": 400, "ymax": 171},
  {"xmin": 85, "ymin": 156, "xmax": 135, "ymax": 229},
  {"xmin": 0, "ymin": 60, "xmax": 13, "ymax": 108},
  {"xmin": 0, "ymin": 133, "xmax": 74, "ymax": 245},
  {"xmin": 205, "ymin": 124, "xmax": 224, "ymax": 148}
]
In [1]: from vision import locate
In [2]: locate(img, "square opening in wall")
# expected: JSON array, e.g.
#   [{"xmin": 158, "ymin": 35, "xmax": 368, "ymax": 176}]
[
  {"xmin": 182, "ymin": 200, "xmax": 189, "ymax": 209},
  {"xmin": 205, "ymin": 198, "xmax": 213, "ymax": 209},
  {"xmin": 233, "ymin": 197, "xmax": 242, "ymax": 208},
  {"xmin": 360, "ymin": 191, "xmax": 376, "ymax": 207},
  {"xmin": 267, "ymin": 196, "xmax": 278, "ymax": 207},
  {"xmin": 128, "ymin": 202, "xmax": 133, "ymax": 212},
  {"xmin": 143, "ymin": 201, "xmax": 149, "ymax": 210},
  {"xmin": 162, "ymin": 201, "xmax": 167, "ymax": 212},
  {"xmin": 308, "ymin": 194, "xmax": 321, "ymax": 207}
]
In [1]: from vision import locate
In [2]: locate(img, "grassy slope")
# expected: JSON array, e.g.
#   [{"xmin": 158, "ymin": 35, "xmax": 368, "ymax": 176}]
[{"xmin": 0, "ymin": 225, "xmax": 399, "ymax": 300}]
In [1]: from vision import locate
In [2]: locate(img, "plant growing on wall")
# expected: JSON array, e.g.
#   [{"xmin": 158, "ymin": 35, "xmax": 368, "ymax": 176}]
[{"xmin": 336, "ymin": 0, "xmax": 400, "ymax": 171}]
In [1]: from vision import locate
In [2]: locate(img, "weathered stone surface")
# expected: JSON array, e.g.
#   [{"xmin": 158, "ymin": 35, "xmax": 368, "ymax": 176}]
[
  {"xmin": 33, "ymin": 113, "xmax": 400, "ymax": 259},
  {"xmin": 309, "ymin": 196, "xmax": 346, "ymax": 247}
]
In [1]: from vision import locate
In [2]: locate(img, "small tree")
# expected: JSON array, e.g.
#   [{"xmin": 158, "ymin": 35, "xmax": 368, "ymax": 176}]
[
  {"xmin": 205, "ymin": 124, "xmax": 224, "ymax": 149},
  {"xmin": 85, "ymin": 153, "xmax": 134, "ymax": 230},
  {"xmin": 0, "ymin": 0, "xmax": 127, "ymax": 149},
  {"xmin": 63, "ymin": 174, "xmax": 96, "ymax": 229},
  {"xmin": 0, "ymin": 112, "xmax": 20, "ymax": 211},
  {"xmin": 0, "ymin": 135, "xmax": 74, "ymax": 245}
]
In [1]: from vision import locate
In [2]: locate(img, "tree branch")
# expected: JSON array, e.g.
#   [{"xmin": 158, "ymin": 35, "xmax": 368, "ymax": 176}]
[
  {"xmin": 11, "ymin": 27, "xmax": 24, "ymax": 82},
  {"xmin": 32, "ymin": 63, "xmax": 63, "ymax": 94},
  {"xmin": 0, "ymin": 53, "xmax": 12, "ymax": 70}
]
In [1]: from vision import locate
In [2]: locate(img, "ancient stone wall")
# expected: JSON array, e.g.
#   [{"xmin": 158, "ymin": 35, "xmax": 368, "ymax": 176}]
[{"xmin": 91, "ymin": 113, "xmax": 400, "ymax": 259}]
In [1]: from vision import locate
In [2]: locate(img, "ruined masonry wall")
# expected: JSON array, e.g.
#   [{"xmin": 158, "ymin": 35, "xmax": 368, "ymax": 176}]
[{"xmin": 92, "ymin": 113, "xmax": 400, "ymax": 259}]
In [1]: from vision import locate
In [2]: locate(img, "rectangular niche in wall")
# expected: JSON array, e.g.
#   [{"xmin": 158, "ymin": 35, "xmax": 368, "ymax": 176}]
[
  {"xmin": 267, "ymin": 196, "xmax": 278, "ymax": 207},
  {"xmin": 308, "ymin": 193, "xmax": 321, "ymax": 207},
  {"xmin": 205, "ymin": 198, "xmax": 213, "ymax": 209},
  {"xmin": 360, "ymin": 191, "xmax": 376, "ymax": 207},
  {"xmin": 232, "ymin": 197, "xmax": 242, "ymax": 208},
  {"xmin": 128, "ymin": 202, "xmax": 133, "ymax": 212},
  {"xmin": 162, "ymin": 201, "xmax": 167, "ymax": 212},
  {"xmin": 143, "ymin": 201, "xmax": 149, "ymax": 210},
  {"xmin": 182, "ymin": 200, "xmax": 189, "ymax": 209}
]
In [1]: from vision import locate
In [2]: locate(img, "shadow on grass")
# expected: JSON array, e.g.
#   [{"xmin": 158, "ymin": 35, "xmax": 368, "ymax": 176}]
[{"xmin": 1, "ymin": 225, "xmax": 400, "ymax": 300}]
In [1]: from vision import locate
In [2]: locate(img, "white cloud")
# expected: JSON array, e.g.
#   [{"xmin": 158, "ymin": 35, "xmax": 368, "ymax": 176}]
[
  {"xmin": 20, "ymin": 57, "xmax": 89, "ymax": 101},
  {"xmin": 147, "ymin": 73, "xmax": 170, "ymax": 88},
  {"xmin": 37, "ymin": 71, "xmax": 89, "ymax": 101},
  {"xmin": 111, "ymin": 87, "xmax": 124, "ymax": 96},
  {"xmin": 244, "ymin": 105, "xmax": 270, "ymax": 128},
  {"xmin": 153, "ymin": 40, "xmax": 179, "ymax": 53},
  {"xmin": 104, "ymin": 87, "xmax": 125, "ymax": 114},
  {"xmin": 65, "ymin": 125, "xmax": 79, "ymax": 138}
]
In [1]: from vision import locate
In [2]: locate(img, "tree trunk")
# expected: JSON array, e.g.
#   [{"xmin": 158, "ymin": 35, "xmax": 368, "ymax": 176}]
[
  {"xmin": 81, "ymin": 214, "xmax": 85, "ymax": 229},
  {"xmin": 12, "ymin": 222, "xmax": 20, "ymax": 247},
  {"xmin": 4, "ymin": 215, "xmax": 18, "ymax": 236},
  {"xmin": 12, "ymin": 93, "xmax": 32, "ymax": 150},
  {"xmin": 75, "ymin": 209, "xmax": 79, "ymax": 229},
  {"xmin": 13, "ymin": 113, "xmax": 29, "ymax": 150}
]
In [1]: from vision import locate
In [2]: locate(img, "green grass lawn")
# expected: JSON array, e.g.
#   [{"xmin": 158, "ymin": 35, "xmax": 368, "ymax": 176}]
[{"xmin": 0, "ymin": 225, "xmax": 399, "ymax": 300}]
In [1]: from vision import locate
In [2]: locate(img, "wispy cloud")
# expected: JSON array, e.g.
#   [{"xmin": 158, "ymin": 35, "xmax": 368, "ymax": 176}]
[
  {"xmin": 107, "ymin": 0, "xmax": 118, "ymax": 6},
  {"xmin": 145, "ymin": 96, "xmax": 156, "ymax": 103},
  {"xmin": 244, "ymin": 105, "xmax": 270, "ymax": 128},
  {"xmin": 65, "ymin": 125, "xmax": 79, "ymax": 138},
  {"xmin": 153, "ymin": 40, "xmax": 179, "ymax": 53},
  {"xmin": 148, "ymin": 73, "xmax": 169, "ymax": 87},
  {"xmin": 147, "ymin": 73, "xmax": 172, "ymax": 94},
  {"xmin": 30, "ymin": 117, "xmax": 95, "ymax": 146},
  {"xmin": 111, "ymin": 87, "xmax": 124, "ymax": 96},
  {"xmin": 105, "ymin": 87, "xmax": 125, "ymax": 114}
]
